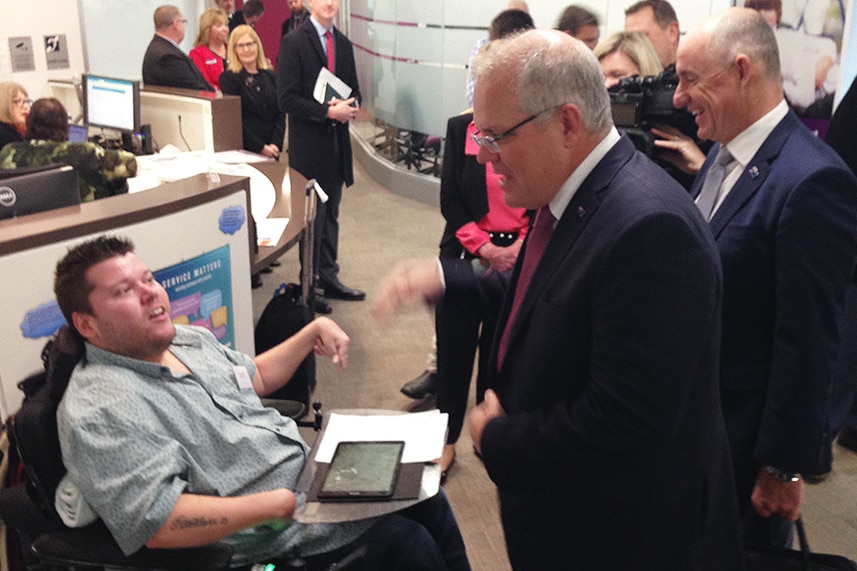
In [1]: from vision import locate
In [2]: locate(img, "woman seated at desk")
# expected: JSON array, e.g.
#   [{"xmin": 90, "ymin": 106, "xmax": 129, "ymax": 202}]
[
  {"xmin": 0, "ymin": 82, "xmax": 30, "ymax": 150},
  {"xmin": 220, "ymin": 25, "xmax": 284, "ymax": 159},
  {"xmin": 0, "ymin": 98, "xmax": 137, "ymax": 202}
]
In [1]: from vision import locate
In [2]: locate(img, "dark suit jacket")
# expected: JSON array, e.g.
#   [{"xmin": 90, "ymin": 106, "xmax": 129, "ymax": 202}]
[
  {"xmin": 281, "ymin": 11, "xmax": 308, "ymax": 38},
  {"xmin": 220, "ymin": 68, "xmax": 285, "ymax": 154},
  {"xmin": 826, "ymin": 75, "xmax": 857, "ymax": 174},
  {"xmin": 444, "ymin": 135, "xmax": 745, "ymax": 569},
  {"xmin": 0, "ymin": 121, "xmax": 23, "ymax": 152},
  {"xmin": 692, "ymin": 110, "xmax": 857, "ymax": 499},
  {"xmin": 142, "ymin": 35, "xmax": 214, "ymax": 92},
  {"xmin": 276, "ymin": 18, "xmax": 359, "ymax": 186}
]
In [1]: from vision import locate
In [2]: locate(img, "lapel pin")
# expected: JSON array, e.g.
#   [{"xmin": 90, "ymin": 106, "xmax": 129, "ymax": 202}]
[
  {"xmin": 577, "ymin": 206, "xmax": 586, "ymax": 218},
  {"xmin": 749, "ymin": 165, "xmax": 760, "ymax": 179}
]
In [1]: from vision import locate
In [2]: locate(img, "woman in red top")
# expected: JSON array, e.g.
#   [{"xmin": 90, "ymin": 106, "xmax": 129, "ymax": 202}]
[{"xmin": 189, "ymin": 8, "xmax": 229, "ymax": 91}]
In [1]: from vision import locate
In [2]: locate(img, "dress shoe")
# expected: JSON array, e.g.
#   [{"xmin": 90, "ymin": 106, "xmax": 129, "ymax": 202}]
[
  {"xmin": 837, "ymin": 426, "xmax": 857, "ymax": 453},
  {"xmin": 319, "ymin": 278, "xmax": 366, "ymax": 301},
  {"xmin": 312, "ymin": 293, "xmax": 332, "ymax": 315},
  {"xmin": 400, "ymin": 370, "xmax": 437, "ymax": 399}
]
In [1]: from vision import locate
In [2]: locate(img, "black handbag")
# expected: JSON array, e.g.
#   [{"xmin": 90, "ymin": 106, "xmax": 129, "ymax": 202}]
[
  {"xmin": 254, "ymin": 283, "xmax": 316, "ymax": 408},
  {"xmin": 745, "ymin": 518, "xmax": 857, "ymax": 570}
]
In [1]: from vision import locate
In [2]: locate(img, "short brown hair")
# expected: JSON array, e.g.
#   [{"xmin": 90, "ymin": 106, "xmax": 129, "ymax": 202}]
[
  {"xmin": 625, "ymin": 0, "xmax": 677, "ymax": 28},
  {"xmin": 744, "ymin": 0, "xmax": 782, "ymax": 25},
  {"xmin": 556, "ymin": 5, "xmax": 599, "ymax": 35},
  {"xmin": 25, "ymin": 98, "xmax": 69, "ymax": 142},
  {"xmin": 55, "ymin": 236, "xmax": 136, "ymax": 329}
]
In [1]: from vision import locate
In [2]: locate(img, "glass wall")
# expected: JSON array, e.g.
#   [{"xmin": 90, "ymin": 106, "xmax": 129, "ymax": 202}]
[
  {"xmin": 344, "ymin": 0, "xmax": 486, "ymax": 177},
  {"xmin": 343, "ymin": 0, "xmax": 734, "ymax": 178}
]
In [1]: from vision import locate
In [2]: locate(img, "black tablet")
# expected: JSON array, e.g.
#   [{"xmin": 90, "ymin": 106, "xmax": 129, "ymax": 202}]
[{"xmin": 318, "ymin": 441, "xmax": 405, "ymax": 501}]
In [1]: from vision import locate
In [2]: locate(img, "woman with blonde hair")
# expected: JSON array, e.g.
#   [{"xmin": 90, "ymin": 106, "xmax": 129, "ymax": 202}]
[
  {"xmin": 189, "ymin": 8, "xmax": 230, "ymax": 90},
  {"xmin": 219, "ymin": 25, "xmax": 283, "ymax": 158},
  {"xmin": 0, "ymin": 82, "xmax": 31, "ymax": 150},
  {"xmin": 593, "ymin": 31, "xmax": 662, "ymax": 89}
]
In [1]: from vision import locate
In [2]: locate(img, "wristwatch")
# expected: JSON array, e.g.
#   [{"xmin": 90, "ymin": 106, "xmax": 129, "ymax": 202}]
[{"xmin": 764, "ymin": 465, "xmax": 800, "ymax": 483}]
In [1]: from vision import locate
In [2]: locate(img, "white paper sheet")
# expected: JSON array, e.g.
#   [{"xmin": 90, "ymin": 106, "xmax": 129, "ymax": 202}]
[
  {"xmin": 314, "ymin": 410, "xmax": 448, "ymax": 464},
  {"xmin": 256, "ymin": 217, "xmax": 289, "ymax": 247},
  {"xmin": 312, "ymin": 67, "xmax": 352, "ymax": 104}
]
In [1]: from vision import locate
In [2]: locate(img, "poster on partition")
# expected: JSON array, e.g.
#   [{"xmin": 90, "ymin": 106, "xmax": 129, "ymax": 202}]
[{"xmin": 155, "ymin": 245, "xmax": 236, "ymax": 349}]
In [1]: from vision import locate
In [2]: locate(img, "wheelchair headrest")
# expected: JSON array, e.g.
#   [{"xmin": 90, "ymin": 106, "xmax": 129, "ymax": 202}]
[{"xmin": 39, "ymin": 324, "xmax": 85, "ymax": 401}]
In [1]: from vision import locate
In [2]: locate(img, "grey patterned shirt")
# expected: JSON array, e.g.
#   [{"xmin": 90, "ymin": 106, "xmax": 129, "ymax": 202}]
[{"xmin": 57, "ymin": 325, "xmax": 372, "ymax": 566}]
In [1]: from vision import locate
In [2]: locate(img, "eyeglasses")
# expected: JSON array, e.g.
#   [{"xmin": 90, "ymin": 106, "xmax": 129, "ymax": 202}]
[
  {"xmin": 11, "ymin": 98, "xmax": 32, "ymax": 107},
  {"xmin": 470, "ymin": 105, "xmax": 564, "ymax": 153},
  {"xmin": 235, "ymin": 41, "xmax": 257, "ymax": 50}
]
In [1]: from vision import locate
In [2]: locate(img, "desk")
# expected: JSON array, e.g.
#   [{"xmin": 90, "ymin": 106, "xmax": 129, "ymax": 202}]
[
  {"xmin": 128, "ymin": 151, "xmax": 314, "ymax": 290},
  {"xmin": 294, "ymin": 409, "xmax": 442, "ymax": 524}
]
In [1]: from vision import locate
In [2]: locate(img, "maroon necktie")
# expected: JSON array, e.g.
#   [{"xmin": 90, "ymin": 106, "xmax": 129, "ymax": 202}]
[
  {"xmin": 325, "ymin": 30, "xmax": 335, "ymax": 73},
  {"xmin": 497, "ymin": 206, "xmax": 556, "ymax": 369}
]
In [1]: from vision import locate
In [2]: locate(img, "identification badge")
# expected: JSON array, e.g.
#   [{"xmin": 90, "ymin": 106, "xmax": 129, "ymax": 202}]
[{"xmin": 233, "ymin": 366, "xmax": 254, "ymax": 390}]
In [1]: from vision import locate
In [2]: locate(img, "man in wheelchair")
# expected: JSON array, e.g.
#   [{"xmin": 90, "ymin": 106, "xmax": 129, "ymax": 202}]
[{"xmin": 51, "ymin": 235, "xmax": 470, "ymax": 570}]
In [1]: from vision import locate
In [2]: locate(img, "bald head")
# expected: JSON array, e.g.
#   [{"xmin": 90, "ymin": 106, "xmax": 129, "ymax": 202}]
[
  {"xmin": 674, "ymin": 8, "xmax": 784, "ymax": 144},
  {"xmin": 154, "ymin": 5, "xmax": 186, "ymax": 43}
]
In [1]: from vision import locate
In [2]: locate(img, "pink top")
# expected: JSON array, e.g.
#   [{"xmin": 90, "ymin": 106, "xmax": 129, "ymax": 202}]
[
  {"xmin": 189, "ymin": 44, "xmax": 225, "ymax": 90},
  {"xmin": 455, "ymin": 121, "xmax": 530, "ymax": 255}
]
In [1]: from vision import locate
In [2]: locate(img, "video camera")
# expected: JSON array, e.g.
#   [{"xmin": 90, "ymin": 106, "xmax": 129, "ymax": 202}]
[{"xmin": 607, "ymin": 66, "xmax": 698, "ymax": 158}]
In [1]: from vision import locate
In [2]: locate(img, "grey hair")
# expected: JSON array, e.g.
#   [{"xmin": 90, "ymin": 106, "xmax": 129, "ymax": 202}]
[
  {"xmin": 472, "ymin": 29, "xmax": 613, "ymax": 134},
  {"xmin": 708, "ymin": 8, "xmax": 781, "ymax": 80}
]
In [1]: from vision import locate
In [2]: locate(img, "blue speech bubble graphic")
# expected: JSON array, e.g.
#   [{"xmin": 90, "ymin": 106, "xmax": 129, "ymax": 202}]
[
  {"xmin": 21, "ymin": 300, "xmax": 67, "ymax": 339},
  {"xmin": 219, "ymin": 205, "xmax": 246, "ymax": 235}
]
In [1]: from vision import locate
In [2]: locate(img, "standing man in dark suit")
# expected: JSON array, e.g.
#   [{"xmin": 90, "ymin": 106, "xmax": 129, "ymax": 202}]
[
  {"xmin": 374, "ymin": 29, "xmax": 745, "ymax": 570},
  {"xmin": 281, "ymin": 0, "xmax": 309, "ymax": 37},
  {"xmin": 277, "ymin": 0, "xmax": 364, "ymax": 312},
  {"xmin": 676, "ymin": 8, "xmax": 857, "ymax": 547},
  {"xmin": 142, "ymin": 5, "xmax": 215, "ymax": 92}
]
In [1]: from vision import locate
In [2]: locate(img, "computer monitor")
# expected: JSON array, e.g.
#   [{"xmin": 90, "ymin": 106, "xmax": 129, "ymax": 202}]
[
  {"xmin": 0, "ymin": 165, "xmax": 81, "ymax": 220},
  {"xmin": 83, "ymin": 74, "xmax": 141, "ymax": 133},
  {"xmin": 68, "ymin": 123, "xmax": 89, "ymax": 143}
]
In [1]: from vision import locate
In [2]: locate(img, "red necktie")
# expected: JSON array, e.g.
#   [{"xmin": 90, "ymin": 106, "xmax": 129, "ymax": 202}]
[
  {"xmin": 325, "ymin": 30, "xmax": 335, "ymax": 73},
  {"xmin": 497, "ymin": 206, "xmax": 555, "ymax": 369}
]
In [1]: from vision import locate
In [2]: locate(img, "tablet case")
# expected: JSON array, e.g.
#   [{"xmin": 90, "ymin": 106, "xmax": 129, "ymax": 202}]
[{"xmin": 308, "ymin": 462, "xmax": 424, "ymax": 502}]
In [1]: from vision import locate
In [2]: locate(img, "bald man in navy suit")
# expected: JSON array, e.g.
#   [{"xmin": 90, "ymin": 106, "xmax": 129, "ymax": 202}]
[{"xmin": 677, "ymin": 8, "xmax": 857, "ymax": 547}]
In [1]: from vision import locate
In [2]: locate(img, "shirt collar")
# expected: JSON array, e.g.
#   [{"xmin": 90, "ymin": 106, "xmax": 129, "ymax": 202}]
[
  {"xmin": 155, "ymin": 32, "xmax": 181, "ymax": 49},
  {"xmin": 721, "ymin": 99, "xmax": 789, "ymax": 168},
  {"xmin": 548, "ymin": 127, "xmax": 621, "ymax": 220},
  {"xmin": 310, "ymin": 15, "xmax": 333, "ymax": 37}
]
